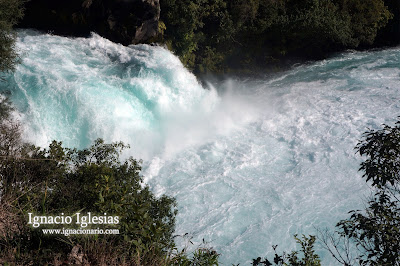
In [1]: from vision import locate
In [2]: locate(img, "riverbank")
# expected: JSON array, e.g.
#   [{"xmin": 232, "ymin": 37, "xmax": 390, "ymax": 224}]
[{"xmin": 17, "ymin": 0, "xmax": 400, "ymax": 76}]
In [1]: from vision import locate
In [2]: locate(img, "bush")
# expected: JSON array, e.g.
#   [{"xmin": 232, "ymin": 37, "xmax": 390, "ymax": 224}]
[
  {"xmin": 160, "ymin": 0, "xmax": 393, "ymax": 73},
  {"xmin": 0, "ymin": 96, "xmax": 221, "ymax": 265},
  {"xmin": 252, "ymin": 235, "xmax": 321, "ymax": 266},
  {"xmin": 0, "ymin": 0, "xmax": 25, "ymax": 74},
  {"xmin": 334, "ymin": 120, "xmax": 400, "ymax": 265},
  {"xmin": 0, "ymin": 137, "xmax": 178, "ymax": 264},
  {"xmin": 319, "ymin": 119, "xmax": 400, "ymax": 265}
]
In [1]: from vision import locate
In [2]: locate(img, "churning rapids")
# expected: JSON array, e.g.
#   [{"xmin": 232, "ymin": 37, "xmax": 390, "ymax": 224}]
[{"xmin": 2, "ymin": 30, "xmax": 400, "ymax": 264}]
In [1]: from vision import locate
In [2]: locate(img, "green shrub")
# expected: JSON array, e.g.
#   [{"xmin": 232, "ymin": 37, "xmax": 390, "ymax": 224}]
[
  {"xmin": 0, "ymin": 137, "xmax": 178, "ymax": 264},
  {"xmin": 0, "ymin": 0, "xmax": 25, "ymax": 75},
  {"xmin": 335, "ymin": 120, "xmax": 400, "ymax": 265},
  {"xmin": 252, "ymin": 235, "xmax": 321, "ymax": 266},
  {"xmin": 160, "ymin": 0, "xmax": 393, "ymax": 73}
]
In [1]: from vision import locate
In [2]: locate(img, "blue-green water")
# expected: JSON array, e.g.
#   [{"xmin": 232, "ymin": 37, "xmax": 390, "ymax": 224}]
[{"xmin": 2, "ymin": 30, "xmax": 400, "ymax": 264}]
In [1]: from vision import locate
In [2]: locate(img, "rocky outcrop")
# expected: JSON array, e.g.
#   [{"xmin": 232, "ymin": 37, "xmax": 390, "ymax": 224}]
[{"xmin": 18, "ymin": 0, "xmax": 160, "ymax": 45}]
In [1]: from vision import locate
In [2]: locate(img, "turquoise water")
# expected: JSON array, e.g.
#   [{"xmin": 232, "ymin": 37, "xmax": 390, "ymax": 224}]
[{"xmin": 2, "ymin": 30, "xmax": 400, "ymax": 264}]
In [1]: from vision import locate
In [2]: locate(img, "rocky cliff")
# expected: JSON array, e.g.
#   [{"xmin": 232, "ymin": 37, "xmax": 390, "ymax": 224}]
[{"xmin": 19, "ymin": 0, "xmax": 160, "ymax": 45}]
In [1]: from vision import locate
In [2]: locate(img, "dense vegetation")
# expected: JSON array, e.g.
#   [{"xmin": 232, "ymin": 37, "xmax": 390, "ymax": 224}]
[
  {"xmin": 0, "ymin": 98, "xmax": 220, "ymax": 264},
  {"xmin": 160, "ymin": 0, "xmax": 397, "ymax": 73},
  {"xmin": 0, "ymin": 0, "xmax": 24, "ymax": 74},
  {"xmin": 12, "ymin": 0, "xmax": 400, "ymax": 74}
]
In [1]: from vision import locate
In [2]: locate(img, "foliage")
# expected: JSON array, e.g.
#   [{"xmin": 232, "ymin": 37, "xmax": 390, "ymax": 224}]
[
  {"xmin": 168, "ymin": 235, "xmax": 220, "ymax": 265},
  {"xmin": 317, "ymin": 227, "xmax": 358, "ymax": 265},
  {"xmin": 318, "ymin": 119, "xmax": 400, "ymax": 265},
  {"xmin": 169, "ymin": 247, "xmax": 219, "ymax": 266},
  {"xmin": 0, "ymin": 0, "xmax": 25, "ymax": 74},
  {"xmin": 0, "ymin": 136, "xmax": 178, "ymax": 264},
  {"xmin": 333, "ymin": 119, "xmax": 400, "ymax": 265},
  {"xmin": 0, "ymin": 97, "xmax": 20, "ymax": 157},
  {"xmin": 376, "ymin": 0, "xmax": 400, "ymax": 45},
  {"xmin": 252, "ymin": 235, "xmax": 321, "ymax": 266},
  {"xmin": 337, "ymin": 191, "xmax": 400, "ymax": 265},
  {"xmin": 160, "ymin": 0, "xmax": 232, "ymax": 70},
  {"xmin": 338, "ymin": 0, "xmax": 393, "ymax": 46},
  {"xmin": 191, "ymin": 248, "xmax": 219, "ymax": 265},
  {"xmin": 0, "ymin": 94, "xmax": 222, "ymax": 265},
  {"xmin": 355, "ymin": 120, "xmax": 400, "ymax": 187},
  {"xmin": 160, "ymin": 0, "xmax": 393, "ymax": 73}
]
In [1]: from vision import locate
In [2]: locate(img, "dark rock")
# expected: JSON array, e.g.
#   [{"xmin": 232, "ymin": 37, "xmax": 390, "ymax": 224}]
[{"xmin": 18, "ymin": 0, "xmax": 160, "ymax": 45}]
